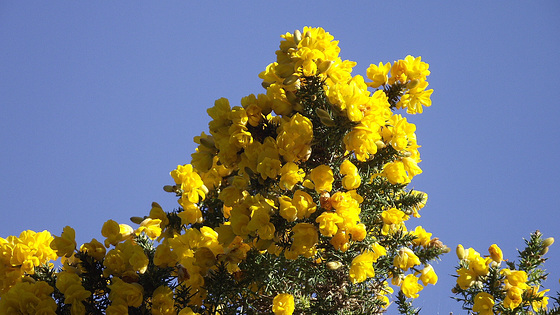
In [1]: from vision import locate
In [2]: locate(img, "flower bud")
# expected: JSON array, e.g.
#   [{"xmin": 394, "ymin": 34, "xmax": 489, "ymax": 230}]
[
  {"xmin": 276, "ymin": 64, "xmax": 295, "ymax": 78},
  {"xmin": 326, "ymin": 261, "xmax": 342, "ymax": 270},
  {"xmin": 199, "ymin": 137, "xmax": 216, "ymax": 149},
  {"xmin": 543, "ymin": 237, "xmax": 555, "ymax": 248},
  {"xmin": 304, "ymin": 31, "xmax": 312, "ymax": 38},
  {"xmin": 315, "ymin": 108, "xmax": 331, "ymax": 120},
  {"xmin": 318, "ymin": 60, "xmax": 334, "ymax": 74},
  {"xmin": 319, "ymin": 116, "xmax": 336, "ymax": 127},
  {"xmin": 375, "ymin": 140, "xmax": 386, "ymax": 149},
  {"xmin": 320, "ymin": 191, "xmax": 332, "ymax": 211},
  {"xmin": 130, "ymin": 216, "xmax": 146, "ymax": 224},
  {"xmin": 540, "ymin": 247, "xmax": 549, "ymax": 256},
  {"xmin": 293, "ymin": 29, "xmax": 302, "ymax": 45},
  {"xmin": 456, "ymin": 244, "xmax": 466, "ymax": 260},
  {"xmin": 407, "ymin": 79, "xmax": 420, "ymax": 89},
  {"xmin": 163, "ymin": 185, "xmax": 176, "ymax": 193},
  {"xmin": 283, "ymin": 74, "xmax": 299, "ymax": 86}
]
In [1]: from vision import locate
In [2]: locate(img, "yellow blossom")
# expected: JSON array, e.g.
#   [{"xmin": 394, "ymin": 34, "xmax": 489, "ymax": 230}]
[
  {"xmin": 309, "ymin": 164, "xmax": 334, "ymax": 193},
  {"xmin": 473, "ymin": 292, "xmax": 494, "ymax": 315},
  {"xmin": 340, "ymin": 159, "xmax": 361, "ymax": 190},
  {"xmin": 279, "ymin": 162, "xmax": 305, "ymax": 190},
  {"xmin": 80, "ymin": 238, "xmax": 106, "ymax": 261},
  {"xmin": 366, "ymin": 62, "xmax": 391, "ymax": 88},
  {"xmin": 272, "ymin": 293, "xmax": 295, "ymax": 315},
  {"xmin": 418, "ymin": 264, "xmax": 438, "ymax": 286},
  {"xmin": 349, "ymin": 251, "xmax": 376, "ymax": 284},
  {"xmin": 456, "ymin": 267, "xmax": 477, "ymax": 289},
  {"xmin": 134, "ymin": 218, "xmax": 162, "ymax": 240},
  {"xmin": 488, "ymin": 244, "xmax": 503, "ymax": 264},
  {"xmin": 503, "ymin": 286, "xmax": 524, "ymax": 310},
  {"xmin": 50, "ymin": 226, "xmax": 77, "ymax": 258},
  {"xmin": 393, "ymin": 248, "xmax": 420, "ymax": 271},
  {"xmin": 400, "ymin": 274, "xmax": 423, "ymax": 298},
  {"xmin": 315, "ymin": 212, "xmax": 343, "ymax": 237}
]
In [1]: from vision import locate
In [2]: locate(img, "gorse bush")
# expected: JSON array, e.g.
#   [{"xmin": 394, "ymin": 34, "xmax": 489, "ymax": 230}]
[{"xmin": 0, "ymin": 27, "xmax": 557, "ymax": 315}]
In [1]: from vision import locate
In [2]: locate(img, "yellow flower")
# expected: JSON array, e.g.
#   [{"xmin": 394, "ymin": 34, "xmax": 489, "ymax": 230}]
[
  {"xmin": 340, "ymin": 159, "xmax": 361, "ymax": 190},
  {"xmin": 272, "ymin": 293, "xmax": 295, "ymax": 315},
  {"xmin": 279, "ymin": 162, "xmax": 305, "ymax": 190},
  {"xmin": 134, "ymin": 218, "xmax": 162, "ymax": 240},
  {"xmin": 153, "ymin": 240, "xmax": 178, "ymax": 268},
  {"xmin": 488, "ymin": 244, "xmax": 503, "ymax": 263},
  {"xmin": 503, "ymin": 286, "xmax": 524, "ymax": 310},
  {"xmin": 381, "ymin": 207, "xmax": 407, "ymax": 235},
  {"xmin": 501, "ymin": 269, "xmax": 528, "ymax": 290},
  {"xmin": 101, "ymin": 220, "xmax": 121, "ymax": 248},
  {"xmin": 56, "ymin": 271, "xmax": 91, "ymax": 306},
  {"xmin": 80, "ymin": 238, "xmax": 106, "ymax": 261},
  {"xmin": 276, "ymin": 113, "xmax": 313, "ymax": 163},
  {"xmin": 315, "ymin": 212, "xmax": 343, "ymax": 237},
  {"xmin": 527, "ymin": 286, "xmax": 550, "ymax": 311},
  {"xmin": 309, "ymin": 164, "xmax": 334, "ymax": 193},
  {"xmin": 400, "ymin": 274, "xmax": 423, "ymax": 298},
  {"xmin": 382, "ymin": 161, "xmax": 410, "ymax": 185},
  {"xmin": 366, "ymin": 62, "xmax": 391, "ymax": 88},
  {"xmin": 418, "ymin": 264, "xmax": 438, "ymax": 286},
  {"xmin": 393, "ymin": 248, "xmax": 420, "ymax": 271},
  {"xmin": 292, "ymin": 190, "xmax": 317, "ymax": 219},
  {"xmin": 291, "ymin": 223, "xmax": 318, "ymax": 257},
  {"xmin": 170, "ymin": 164, "xmax": 208, "ymax": 204},
  {"xmin": 411, "ymin": 226, "xmax": 431, "ymax": 247},
  {"xmin": 0, "ymin": 281, "xmax": 57, "ymax": 314},
  {"xmin": 152, "ymin": 285, "xmax": 176, "ymax": 315},
  {"xmin": 50, "ymin": 226, "xmax": 77, "ymax": 258},
  {"xmin": 472, "ymin": 292, "xmax": 494, "ymax": 315},
  {"xmin": 456, "ymin": 267, "xmax": 477, "ymax": 289},
  {"xmin": 108, "ymin": 277, "xmax": 144, "ymax": 308},
  {"xmin": 349, "ymin": 251, "xmax": 376, "ymax": 284}
]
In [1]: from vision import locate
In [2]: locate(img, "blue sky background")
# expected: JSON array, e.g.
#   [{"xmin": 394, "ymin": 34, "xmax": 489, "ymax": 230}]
[{"xmin": 1, "ymin": 2, "xmax": 559, "ymax": 313}]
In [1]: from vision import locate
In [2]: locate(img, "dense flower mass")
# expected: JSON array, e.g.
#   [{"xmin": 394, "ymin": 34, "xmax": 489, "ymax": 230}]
[
  {"xmin": 2, "ymin": 26, "xmax": 556, "ymax": 315},
  {"xmin": 453, "ymin": 232, "xmax": 556, "ymax": 314}
]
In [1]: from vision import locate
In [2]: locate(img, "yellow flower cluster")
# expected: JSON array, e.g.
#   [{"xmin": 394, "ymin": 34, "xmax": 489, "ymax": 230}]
[
  {"xmin": 163, "ymin": 26, "xmax": 437, "ymax": 312},
  {"xmin": 0, "ymin": 27, "xmax": 442, "ymax": 314},
  {"xmin": 0, "ymin": 230, "xmax": 56, "ymax": 295},
  {"xmin": 455, "ymin": 243, "xmax": 550, "ymax": 313}
]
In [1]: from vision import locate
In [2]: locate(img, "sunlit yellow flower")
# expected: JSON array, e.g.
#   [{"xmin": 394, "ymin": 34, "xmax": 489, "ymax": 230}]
[
  {"xmin": 315, "ymin": 212, "xmax": 343, "ymax": 237},
  {"xmin": 418, "ymin": 264, "xmax": 438, "ymax": 286},
  {"xmin": 108, "ymin": 277, "xmax": 144, "ymax": 308},
  {"xmin": 349, "ymin": 251, "xmax": 376, "ymax": 284},
  {"xmin": 272, "ymin": 293, "xmax": 295, "ymax": 315},
  {"xmin": 472, "ymin": 292, "xmax": 494, "ymax": 315},
  {"xmin": 340, "ymin": 159, "xmax": 361, "ymax": 190},
  {"xmin": 80, "ymin": 238, "xmax": 106, "ymax": 261},
  {"xmin": 366, "ymin": 62, "xmax": 391, "ymax": 88},
  {"xmin": 393, "ymin": 248, "xmax": 420, "ymax": 271},
  {"xmin": 309, "ymin": 165, "xmax": 334, "ymax": 193},
  {"xmin": 501, "ymin": 269, "xmax": 528, "ymax": 290},
  {"xmin": 503, "ymin": 286, "xmax": 524, "ymax": 310},
  {"xmin": 134, "ymin": 218, "xmax": 162, "ymax": 240},
  {"xmin": 50, "ymin": 226, "xmax": 77, "ymax": 258},
  {"xmin": 527, "ymin": 286, "xmax": 549, "ymax": 311},
  {"xmin": 411, "ymin": 226, "xmax": 431, "ymax": 247},
  {"xmin": 400, "ymin": 274, "xmax": 423, "ymax": 298},
  {"xmin": 456, "ymin": 267, "xmax": 477, "ymax": 289},
  {"xmin": 279, "ymin": 162, "xmax": 305, "ymax": 190},
  {"xmin": 488, "ymin": 244, "xmax": 503, "ymax": 263}
]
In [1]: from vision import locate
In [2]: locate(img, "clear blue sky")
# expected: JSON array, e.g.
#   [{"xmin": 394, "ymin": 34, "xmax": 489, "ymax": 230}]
[{"xmin": 1, "ymin": 2, "xmax": 559, "ymax": 313}]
